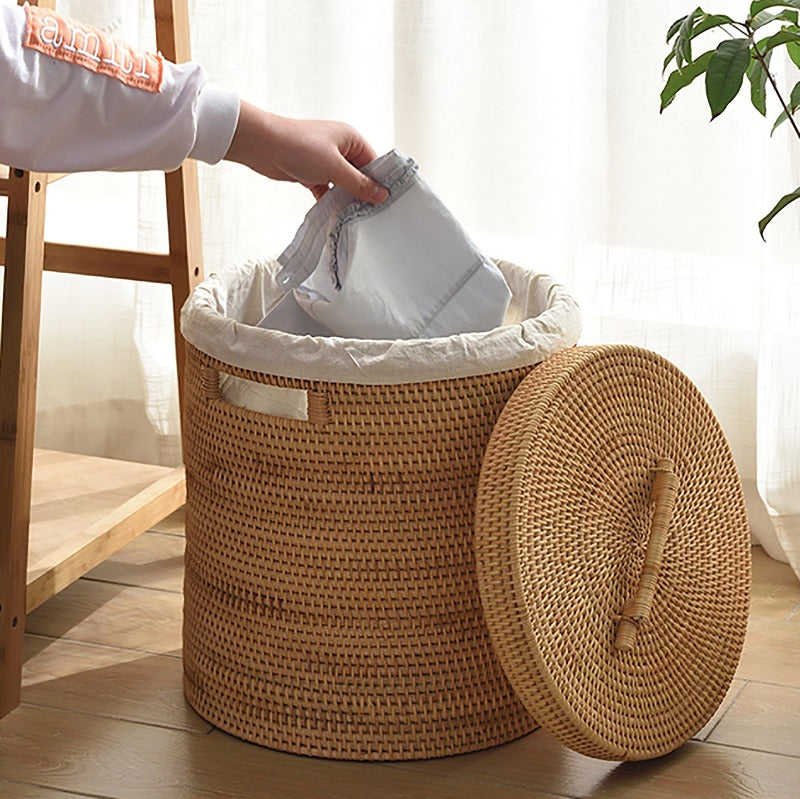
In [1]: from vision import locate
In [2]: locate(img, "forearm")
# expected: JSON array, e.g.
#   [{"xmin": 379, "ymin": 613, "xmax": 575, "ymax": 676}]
[
  {"xmin": 0, "ymin": 2, "xmax": 383, "ymax": 201},
  {"xmin": 0, "ymin": 2, "xmax": 239, "ymax": 173}
]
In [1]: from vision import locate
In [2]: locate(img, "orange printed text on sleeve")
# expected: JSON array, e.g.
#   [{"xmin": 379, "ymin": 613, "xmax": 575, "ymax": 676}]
[{"xmin": 23, "ymin": 4, "xmax": 163, "ymax": 93}]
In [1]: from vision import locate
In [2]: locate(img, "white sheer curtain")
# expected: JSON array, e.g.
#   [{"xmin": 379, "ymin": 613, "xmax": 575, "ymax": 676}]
[{"xmin": 26, "ymin": 0, "xmax": 799, "ymax": 579}]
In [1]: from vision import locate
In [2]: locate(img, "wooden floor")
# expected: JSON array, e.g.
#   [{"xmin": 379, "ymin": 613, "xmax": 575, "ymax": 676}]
[{"xmin": 0, "ymin": 517, "xmax": 798, "ymax": 798}]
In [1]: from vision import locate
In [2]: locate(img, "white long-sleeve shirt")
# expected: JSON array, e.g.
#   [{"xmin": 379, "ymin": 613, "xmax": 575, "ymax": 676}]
[{"xmin": 0, "ymin": 1, "xmax": 240, "ymax": 172}]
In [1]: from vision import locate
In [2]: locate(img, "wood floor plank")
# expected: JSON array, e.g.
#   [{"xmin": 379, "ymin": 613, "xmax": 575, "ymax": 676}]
[
  {"xmin": 0, "ymin": 704, "xmax": 562, "ymax": 799},
  {"xmin": 736, "ymin": 549, "xmax": 800, "ymax": 687},
  {"xmin": 22, "ymin": 636, "xmax": 209, "ymax": 733},
  {"xmin": 736, "ymin": 616, "xmax": 800, "ymax": 687},
  {"xmin": 692, "ymin": 678, "xmax": 747, "ymax": 741},
  {"xmin": 749, "ymin": 547, "xmax": 800, "ymax": 624},
  {"xmin": 387, "ymin": 727, "xmax": 800, "ymax": 799},
  {"xmin": 0, "ymin": 777, "xmax": 101, "ymax": 798},
  {"xmin": 24, "ymin": 580, "xmax": 182, "ymax": 656},
  {"xmin": 84, "ymin": 532, "xmax": 184, "ymax": 593},
  {"xmin": 707, "ymin": 681, "xmax": 800, "ymax": 758}
]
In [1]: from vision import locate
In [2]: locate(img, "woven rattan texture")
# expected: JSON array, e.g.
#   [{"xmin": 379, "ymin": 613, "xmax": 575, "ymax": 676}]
[
  {"xmin": 475, "ymin": 345, "xmax": 751, "ymax": 761},
  {"xmin": 182, "ymin": 343, "xmax": 537, "ymax": 760}
]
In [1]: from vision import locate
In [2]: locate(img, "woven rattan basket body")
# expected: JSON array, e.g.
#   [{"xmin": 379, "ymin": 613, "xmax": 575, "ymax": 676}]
[{"xmin": 182, "ymin": 343, "xmax": 537, "ymax": 760}]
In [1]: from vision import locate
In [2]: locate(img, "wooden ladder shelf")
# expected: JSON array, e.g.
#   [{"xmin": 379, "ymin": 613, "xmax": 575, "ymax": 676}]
[{"xmin": 0, "ymin": 0, "xmax": 202, "ymax": 717}]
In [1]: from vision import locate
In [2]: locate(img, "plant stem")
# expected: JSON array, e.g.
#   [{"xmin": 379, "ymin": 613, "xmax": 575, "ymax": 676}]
[
  {"xmin": 749, "ymin": 24, "xmax": 800, "ymax": 141},
  {"xmin": 719, "ymin": 23, "xmax": 744, "ymax": 38}
]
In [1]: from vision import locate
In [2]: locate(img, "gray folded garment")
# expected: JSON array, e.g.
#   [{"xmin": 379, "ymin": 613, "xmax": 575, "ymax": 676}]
[{"xmin": 259, "ymin": 149, "xmax": 511, "ymax": 340}]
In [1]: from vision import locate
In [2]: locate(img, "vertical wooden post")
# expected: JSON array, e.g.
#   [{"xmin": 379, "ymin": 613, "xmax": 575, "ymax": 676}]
[
  {"xmin": 0, "ymin": 0, "xmax": 203, "ymax": 719},
  {"xmin": 0, "ymin": 170, "xmax": 47, "ymax": 717},
  {"xmin": 0, "ymin": 0, "xmax": 55, "ymax": 723},
  {"xmin": 154, "ymin": 0, "xmax": 205, "ymax": 419}
]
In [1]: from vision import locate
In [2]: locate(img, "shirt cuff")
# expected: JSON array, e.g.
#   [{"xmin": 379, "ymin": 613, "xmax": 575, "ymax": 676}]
[{"xmin": 189, "ymin": 83, "xmax": 240, "ymax": 165}]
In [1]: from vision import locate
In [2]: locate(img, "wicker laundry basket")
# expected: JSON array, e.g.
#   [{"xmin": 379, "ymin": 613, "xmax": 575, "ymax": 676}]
[{"xmin": 180, "ymin": 260, "xmax": 751, "ymax": 762}]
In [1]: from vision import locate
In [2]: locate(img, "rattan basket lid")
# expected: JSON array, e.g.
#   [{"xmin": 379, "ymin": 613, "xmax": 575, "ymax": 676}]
[{"xmin": 475, "ymin": 345, "xmax": 751, "ymax": 761}]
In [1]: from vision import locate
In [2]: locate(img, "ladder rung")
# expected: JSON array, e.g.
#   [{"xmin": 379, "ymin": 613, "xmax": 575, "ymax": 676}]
[
  {"xmin": 0, "ymin": 172, "xmax": 70, "ymax": 193},
  {"xmin": 0, "ymin": 238, "xmax": 173, "ymax": 283},
  {"xmin": 0, "ymin": 171, "xmax": 63, "ymax": 195}
]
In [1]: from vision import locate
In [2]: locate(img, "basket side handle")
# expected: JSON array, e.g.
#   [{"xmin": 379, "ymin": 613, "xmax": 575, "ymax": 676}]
[
  {"xmin": 200, "ymin": 366, "xmax": 331, "ymax": 425},
  {"xmin": 614, "ymin": 458, "xmax": 679, "ymax": 653},
  {"xmin": 201, "ymin": 366, "xmax": 220, "ymax": 399}
]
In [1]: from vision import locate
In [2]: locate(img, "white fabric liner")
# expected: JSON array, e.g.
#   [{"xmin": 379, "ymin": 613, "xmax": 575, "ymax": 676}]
[{"xmin": 181, "ymin": 259, "xmax": 581, "ymax": 394}]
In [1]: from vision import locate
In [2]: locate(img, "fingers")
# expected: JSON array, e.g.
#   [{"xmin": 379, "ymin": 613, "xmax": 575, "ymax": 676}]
[
  {"xmin": 343, "ymin": 133, "xmax": 378, "ymax": 170},
  {"xmin": 330, "ymin": 157, "xmax": 388, "ymax": 204},
  {"xmin": 308, "ymin": 172, "xmax": 386, "ymax": 204},
  {"xmin": 304, "ymin": 123, "xmax": 386, "ymax": 204},
  {"xmin": 330, "ymin": 126, "xmax": 385, "ymax": 201}
]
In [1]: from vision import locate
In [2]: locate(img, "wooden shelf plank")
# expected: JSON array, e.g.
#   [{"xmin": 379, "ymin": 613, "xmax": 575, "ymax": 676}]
[{"xmin": 26, "ymin": 450, "xmax": 185, "ymax": 613}]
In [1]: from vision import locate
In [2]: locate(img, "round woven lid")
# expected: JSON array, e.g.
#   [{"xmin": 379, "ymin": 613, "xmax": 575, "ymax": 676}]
[{"xmin": 475, "ymin": 345, "xmax": 751, "ymax": 761}]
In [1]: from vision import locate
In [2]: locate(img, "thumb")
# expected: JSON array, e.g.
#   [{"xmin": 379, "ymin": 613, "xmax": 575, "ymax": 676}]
[{"xmin": 331, "ymin": 158, "xmax": 388, "ymax": 204}]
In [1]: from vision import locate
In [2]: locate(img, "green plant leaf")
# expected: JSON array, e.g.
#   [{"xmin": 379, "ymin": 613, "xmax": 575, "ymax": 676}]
[
  {"xmin": 747, "ymin": 51, "xmax": 772, "ymax": 114},
  {"xmin": 787, "ymin": 38, "xmax": 800, "ymax": 65},
  {"xmin": 757, "ymin": 28, "xmax": 800, "ymax": 53},
  {"xmin": 705, "ymin": 39, "xmax": 752, "ymax": 119},
  {"xmin": 772, "ymin": 108, "xmax": 789, "ymax": 131},
  {"xmin": 770, "ymin": 79, "xmax": 800, "ymax": 132},
  {"xmin": 667, "ymin": 14, "xmax": 689, "ymax": 43},
  {"xmin": 661, "ymin": 50, "xmax": 715, "ymax": 111},
  {"xmin": 750, "ymin": 0, "xmax": 800, "ymax": 17},
  {"xmin": 694, "ymin": 13, "xmax": 737, "ymax": 33},
  {"xmin": 753, "ymin": 33, "xmax": 771, "ymax": 52},
  {"xmin": 751, "ymin": 0, "xmax": 800, "ymax": 16},
  {"xmin": 664, "ymin": 14, "xmax": 737, "ymax": 74},
  {"xmin": 676, "ymin": 8, "xmax": 703, "ymax": 69},
  {"xmin": 758, "ymin": 186, "xmax": 800, "ymax": 238},
  {"xmin": 751, "ymin": 8, "xmax": 799, "ymax": 27}
]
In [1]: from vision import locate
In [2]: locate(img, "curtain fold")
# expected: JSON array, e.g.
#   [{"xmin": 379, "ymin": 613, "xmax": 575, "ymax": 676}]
[{"xmin": 24, "ymin": 0, "xmax": 799, "ymax": 579}]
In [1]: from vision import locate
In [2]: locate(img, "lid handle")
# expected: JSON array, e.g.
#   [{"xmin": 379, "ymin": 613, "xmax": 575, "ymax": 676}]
[{"xmin": 614, "ymin": 459, "xmax": 679, "ymax": 653}]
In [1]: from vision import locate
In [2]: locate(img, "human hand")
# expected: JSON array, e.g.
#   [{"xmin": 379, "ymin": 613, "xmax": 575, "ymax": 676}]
[{"xmin": 224, "ymin": 101, "xmax": 388, "ymax": 203}]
